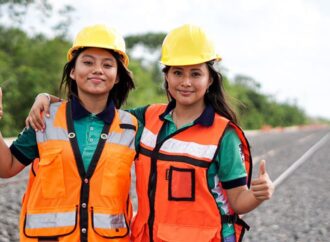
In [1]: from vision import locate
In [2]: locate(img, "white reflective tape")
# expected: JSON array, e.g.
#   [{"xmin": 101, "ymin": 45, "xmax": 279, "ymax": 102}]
[
  {"xmin": 94, "ymin": 213, "xmax": 126, "ymax": 229},
  {"xmin": 26, "ymin": 211, "xmax": 76, "ymax": 229},
  {"xmin": 106, "ymin": 130, "xmax": 135, "ymax": 149},
  {"xmin": 36, "ymin": 103, "xmax": 69, "ymax": 143},
  {"xmin": 141, "ymin": 128, "xmax": 217, "ymax": 159},
  {"xmin": 161, "ymin": 138, "xmax": 217, "ymax": 160},
  {"xmin": 36, "ymin": 127, "xmax": 69, "ymax": 143},
  {"xmin": 140, "ymin": 128, "xmax": 157, "ymax": 148},
  {"xmin": 118, "ymin": 110, "xmax": 133, "ymax": 125}
]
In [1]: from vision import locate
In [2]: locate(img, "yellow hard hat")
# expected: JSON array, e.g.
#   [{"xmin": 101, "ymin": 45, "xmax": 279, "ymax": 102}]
[
  {"xmin": 67, "ymin": 24, "xmax": 129, "ymax": 66},
  {"xmin": 161, "ymin": 24, "xmax": 221, "ymax": 66}
]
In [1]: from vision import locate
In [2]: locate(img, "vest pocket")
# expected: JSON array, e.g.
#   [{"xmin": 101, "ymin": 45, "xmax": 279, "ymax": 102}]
[
  {"xmin": 91, "ymin": 207, "xmax": 129, "ymax": 238},
  {"xmin": 38, "ymin": 148, "xmax": 65, "ymax": 198},
  {"xmin": 157, "ymin": 223, "xmax": 218, "ymax": 242},
  {"xmin": 168, "ymin": 166, "xmax": 195, "ymax": 201}
]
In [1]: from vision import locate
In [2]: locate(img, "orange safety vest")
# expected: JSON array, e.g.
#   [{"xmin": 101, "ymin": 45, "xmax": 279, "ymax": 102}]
[
  {"xmin": 131, "ymin": 104, "xmax": 252, "ymax": 242},
  {"xmin": 19, "ymin": 101, "xmax": 137, "ymax": 242}
]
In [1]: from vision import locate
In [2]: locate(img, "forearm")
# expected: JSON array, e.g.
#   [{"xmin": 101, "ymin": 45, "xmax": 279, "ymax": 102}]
[
  {"xmin": 0, "ymin": 132, "xmax": 24, "ymax": 178},
  {"xmin": 231, "ymin": 189, "xmax": 262, "ymax": 214},
  {"xmin": 0, "ymin": 132, "xmax": 14, "ymax": 177}
]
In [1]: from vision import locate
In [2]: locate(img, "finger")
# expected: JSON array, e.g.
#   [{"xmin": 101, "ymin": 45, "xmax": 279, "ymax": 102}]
[
  {"xmin": 251, "ymin": 182, "xmax": 268, "ymax": 191},
  {"xmin": 251, "ymin": 173, "xmax": 271, "ymax": 188},
  {"xmin": 252, "ymin": 174, "xmax": 268, "ymax": 184},
  {"xmin": 259, "ymin": 160, "xmax": 266, "ymax": 177},
  {"xmin": 28, "ymin": 116, "xmax": 38, "ymax": 131},
  {"xmin": 43, "ymin": 103, "xmax": 50, "ymax": 118},
  {"xmin": 25, "ymin": 116, "xmax": 30, "ymax": 128},
  {"xmin": 31, "ymin": 113, "xmax": 44, "ymax": 131},
  {"xmin": 37, "ymin": 111, "xmax": 46, "ymax": 130},
  {"xmin": 252, "ymin": 189, "xmax": 273, "ymax": 200},
  {"xmin": 252, "ymin": 193, "xmax": 271, "ymax": 201}
]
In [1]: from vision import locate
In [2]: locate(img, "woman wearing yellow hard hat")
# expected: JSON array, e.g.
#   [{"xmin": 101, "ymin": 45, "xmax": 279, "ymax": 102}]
[
  {"xmin": 130, "ymin": 24, "xmax": 274, "ymax": 242},
  {"xmin": 0, "ymin": 24, "xmax": 138, "ymax": 242},
  {"xmin": 25, "ymin": 24, "xmax": 274, "ymax": 242}
]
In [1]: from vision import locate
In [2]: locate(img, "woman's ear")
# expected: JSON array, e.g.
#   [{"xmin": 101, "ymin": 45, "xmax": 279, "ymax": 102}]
[
  {"xmin": 164, "ymin": 73, "xmax": 169, "ymax": 83},
  {"xmin": 115, "ymin": 75, "xmax": 120, "ymax": 84},
  {"xmin": 208, "ymin": 77, "xmax": 213, "ymax": 89},
  {"xmin": 70, "ymin": 68, "xmax": 75, "ymax": 80}
]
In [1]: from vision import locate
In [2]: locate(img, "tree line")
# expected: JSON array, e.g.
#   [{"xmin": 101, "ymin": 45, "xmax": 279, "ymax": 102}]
[
  {"xmin": 0, "ymin": 26, "xmax": 309, "ymax": 137},
  {"xmin": 0, "ymin": 0, "xmax": 315, "ymax": 137}
]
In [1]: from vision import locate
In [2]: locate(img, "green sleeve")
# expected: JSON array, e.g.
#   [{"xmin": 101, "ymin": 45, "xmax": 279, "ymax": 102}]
[
  {"xmin": 217, "ymin": 128, "xmax": 247, "ymax": 182},
  {"xmin": 126, "ymin": 105, "xmax": 149, "ymax": 126},
  {"xmin": 126, "ymin": 106, "xmax": 148, "ymax": 152},
  {"xmin": 134, "ymin": 120, "xmax": 144, "ymax": 151},
  {"xmin": 10, "ymin": 127, "xmax": 38, "ymax": 165}
]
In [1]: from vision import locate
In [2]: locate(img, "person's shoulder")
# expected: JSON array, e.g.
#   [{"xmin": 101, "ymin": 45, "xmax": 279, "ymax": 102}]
[
  {"xmin": 49, "ymin": 101, "xmax": 65, "ymax": 113},
  {"xmin": 222, "ymin": 126, "xmax": 240, "ymax": 145},
  {"xmin": 117, "ymin": 108, "xmax": 137, "ymax": 120},
  {"xmin": 117, "ymin": 108, "xmax": 140, "ymax": 129}
]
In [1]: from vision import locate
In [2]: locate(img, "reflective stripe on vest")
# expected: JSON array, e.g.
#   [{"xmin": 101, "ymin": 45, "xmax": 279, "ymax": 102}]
[
  {"xmin": 36, "ymin": 105, "xmax": 136, "ymax": 150},
  {"xmin": 93, "ymin": 213, "xmax": 126, "ymax": 229},
  {"xmin": 141, "ymin": 128, "xmax": 217, "ymax": 160},
  {"xmin": 26, "ymin": 211, "xmax": 76, "ymax": 229}
]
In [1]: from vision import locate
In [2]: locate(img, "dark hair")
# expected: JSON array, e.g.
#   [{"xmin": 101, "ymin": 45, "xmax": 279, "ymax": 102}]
[
  {"xmin": 162, "ymin": 61, "xmax": 238, "ymax": 123},
  {"xmin": 60, "ymin": 47, "xmax": 135, "ymax": 108}
]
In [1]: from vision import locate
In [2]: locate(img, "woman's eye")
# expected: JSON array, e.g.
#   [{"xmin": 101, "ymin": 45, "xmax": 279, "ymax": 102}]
[
  {"xmin": 83, "ymin": 61, "xmax": 93, "ymax": 65},
  {"xmin": 192, "ymin": 72, "xmax": 201, "ymax": 77},
  {"xmin": 173, "ymin": 71, "xmax": 182, "ymax": 76},
  {"xmin": 103, "ymin": 63, "xmax": 113, "ymax": 68}
]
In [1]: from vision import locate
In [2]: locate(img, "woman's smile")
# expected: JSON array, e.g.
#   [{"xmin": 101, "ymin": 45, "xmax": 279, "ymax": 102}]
[{"xmin": 88, "ymin": 76, "xmax": 105, "ymax": 84}]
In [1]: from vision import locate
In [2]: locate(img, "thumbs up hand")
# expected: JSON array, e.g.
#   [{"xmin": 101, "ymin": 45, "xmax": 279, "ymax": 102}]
[
  {"xmin": 0, "ymin": 87, "xmax": 3, "ymax": 120},
  {"xmin": 251, "ymin": 160, "xmax": 274, "ymax": 201}
]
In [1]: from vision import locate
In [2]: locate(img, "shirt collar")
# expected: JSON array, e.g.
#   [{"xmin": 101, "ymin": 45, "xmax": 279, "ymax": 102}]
[
  {"xmin": 71, "ymin": 96, "xmax": 115, "ymax": 124},
  {"xmin": 159, "ymin": 100, "xmax": 215, "ymax": 127}
]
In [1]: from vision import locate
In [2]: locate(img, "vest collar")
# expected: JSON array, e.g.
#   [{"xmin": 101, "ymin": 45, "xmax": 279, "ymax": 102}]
[
  {"xmin": 71, "ymin": 96, "xmax": 115, "ymax": 124},
  {"xmin": 159, "ymin": 100, "xmax": 215, "ymax": 127}
]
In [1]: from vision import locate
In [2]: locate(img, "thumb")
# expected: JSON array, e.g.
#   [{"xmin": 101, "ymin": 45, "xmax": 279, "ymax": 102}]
[
  {"xmin": 259, "ymin": 159, "xmax": 267, "ymax": 177},
  {"xmin": 43, "ymin": 102, "xmax": 50, "ymax": 118}
]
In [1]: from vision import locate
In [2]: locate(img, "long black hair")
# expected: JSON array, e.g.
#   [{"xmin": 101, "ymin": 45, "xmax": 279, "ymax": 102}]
[
  {"xmin": 162, "ymin": 61, "xmax": 237, "ymax": 124},
  {"xmin": 60, "ymin": 47, "xmax": 135, "ymax": 108}
]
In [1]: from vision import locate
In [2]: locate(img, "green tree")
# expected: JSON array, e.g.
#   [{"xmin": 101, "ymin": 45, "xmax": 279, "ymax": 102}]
[
  {"xmin": 125, "ymin": 32, "xmax": 166, "ymax": 50},
  {"xmin": 0, "ymin": 26, "xmax": 69, "ymax": 136}
]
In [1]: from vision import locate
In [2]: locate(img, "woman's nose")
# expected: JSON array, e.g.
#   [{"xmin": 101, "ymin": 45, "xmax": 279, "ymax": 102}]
[
  {"xmin": 181, "ymin": 76, "xmax": 191, "ymax": 86},
  {"xmin": 92, "ymin": 63, "xmax": 103, "ymax": 74}
]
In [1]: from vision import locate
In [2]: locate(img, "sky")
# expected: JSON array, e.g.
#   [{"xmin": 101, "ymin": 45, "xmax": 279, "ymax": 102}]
[{"xmin": 18, "ymin": 0, "xmax": 330, "ymax": 119}]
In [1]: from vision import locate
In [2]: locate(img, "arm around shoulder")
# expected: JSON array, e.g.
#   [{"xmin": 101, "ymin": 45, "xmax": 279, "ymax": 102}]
[{"xmin": 25, "ymin": 93, "xmax": 62, "ymax": 131}]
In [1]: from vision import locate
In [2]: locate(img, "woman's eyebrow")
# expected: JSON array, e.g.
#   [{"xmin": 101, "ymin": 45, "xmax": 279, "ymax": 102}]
[{"xmin": 81, "ymin": 54, "xmax": 116, "ymax": 62}]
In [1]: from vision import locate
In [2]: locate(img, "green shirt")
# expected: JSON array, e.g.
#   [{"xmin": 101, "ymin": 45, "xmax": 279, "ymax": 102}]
[
  {"xmin": 74, "ymin": 114, "xmax": 105, "ymax": 171},
  {"xmin": 11, "ymin": 114, "xmax": 105, "ymax": 172}
]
